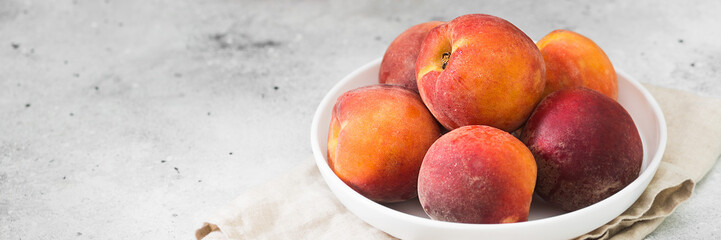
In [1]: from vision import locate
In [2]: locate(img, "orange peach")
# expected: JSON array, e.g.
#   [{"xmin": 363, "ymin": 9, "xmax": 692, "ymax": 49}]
[
  {"xmin": 416, "ymin": 14, "xmax": 546, "ymax": 132},
  {"xmin": 327, "ymin": 84, "xmax": 442, "ymax": 202},
  {"xmin": 379, "ymin": 21, "xmax": 445, "ymax": 92},
  {"xmin": 536, "ymin": 29, "xmax": 617, "ymax": 99},
  {"xmin": 418, "ymin": 125, "xmax": 537, "ymax": 223}
]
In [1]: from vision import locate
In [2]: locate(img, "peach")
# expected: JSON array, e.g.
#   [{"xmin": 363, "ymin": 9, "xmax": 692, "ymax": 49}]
[
  {"xmin": 379, "ymin": 21, "xmax": 444, "ymax": 92},
  {"xmin": 416, "ymin": 14, "xmax": 546, "ymax": 132},
  {"xmin": 536, "ymin": 29, "xmax": 618, "ymax": 99},
  {"xmin": 418, "ymin": 125, "xmax": 537, "ymax": 224},
  {"xmin": 327, "ymin": 84, "xmax": 442, "ymax": 202},
  {"xmin": 520, "ymin": 87, "xmax": 642, "ymax": 211}
]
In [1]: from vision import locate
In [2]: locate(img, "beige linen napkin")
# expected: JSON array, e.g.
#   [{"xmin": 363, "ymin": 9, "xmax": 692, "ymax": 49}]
[{"xmin": 196, "ymin": 85, "xmax": 721, "ymax": 240}]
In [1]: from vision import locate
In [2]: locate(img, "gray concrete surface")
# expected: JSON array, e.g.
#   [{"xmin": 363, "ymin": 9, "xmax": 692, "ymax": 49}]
[{"xmin": 0, "ymin": 0, "xmax": 719, "ymax": 239}]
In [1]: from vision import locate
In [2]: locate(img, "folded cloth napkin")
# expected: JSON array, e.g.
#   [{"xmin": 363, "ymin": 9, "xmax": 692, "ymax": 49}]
[{"xmin": 196, "ymin": 85, "xmax": 721, "ymax": 240}]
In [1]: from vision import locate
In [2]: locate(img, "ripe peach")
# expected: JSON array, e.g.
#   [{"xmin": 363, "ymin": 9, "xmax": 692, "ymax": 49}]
[
  {"xmin": 520, "ymin": 87, "xmax": 642, "ymax": 211},
  {"xmin": 379, "ymin": 21, "xmax": 444, "ymax": 92},
  {"xmin": 536, "ymin": 29, "xmax": 618, "ymax": 99},
  {"xmin": 327, "ymin": 84, "xmax": 442, "ymax": 203},
  {"xmin": 416, "ymin": 14, "xmax": 546, "ymax": 132},
  {"xmin": 418, "ymin": 125, "xmax": 537, "ymax": 224}
]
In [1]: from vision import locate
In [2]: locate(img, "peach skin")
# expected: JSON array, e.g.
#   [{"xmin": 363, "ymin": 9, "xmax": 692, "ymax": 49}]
[
  {"xmin": 418, "ymin": 125, "xmax": 537, "ymax": 224},
  {"xmin": 520, "ymin": 87, "xmax": 642, "ymax": 211},
  {"xmin": 416, "ymin": 14, "xmax": 546, "ymax": 132},
  {"xmin": 536, "ymin": 29, "xmax": 618, "ymax": 99},
  {"xmin": 327, "ymin": 84, "xmax": 441, "ymax": 203},
  {"xmin": 379, "ymin": 21, "xmax": 444, "ymax": 92}
]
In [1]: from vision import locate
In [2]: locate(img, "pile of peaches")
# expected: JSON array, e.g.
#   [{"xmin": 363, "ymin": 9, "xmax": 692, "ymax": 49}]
[{"xmin": 326, "ymin": 14, "xmax": 642, "ymax": 224}]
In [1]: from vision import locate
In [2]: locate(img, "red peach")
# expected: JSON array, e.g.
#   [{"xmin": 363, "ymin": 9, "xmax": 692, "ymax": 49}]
[
  {"xmin": 418, "ymin": 125, "xmax": 537, "ymax": 223},
  {"xmin": 520, "ymin": 87, "xmax": 642, "ymax": 211},
  {"xmin": 379, "ymin": 21, "xmax": 445, "ymax": 92}
]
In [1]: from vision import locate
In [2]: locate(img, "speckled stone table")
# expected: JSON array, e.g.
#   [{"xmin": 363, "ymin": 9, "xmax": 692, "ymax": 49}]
[{"xmin": 1, "ymin": 0, "xmax": 719, "ymax": 239}]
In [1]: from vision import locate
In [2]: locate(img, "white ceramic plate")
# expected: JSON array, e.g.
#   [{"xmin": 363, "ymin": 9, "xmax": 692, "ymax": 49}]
[{"xmin": 310, "ymin": 58, "xmax": 667, "ymax": 240}]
